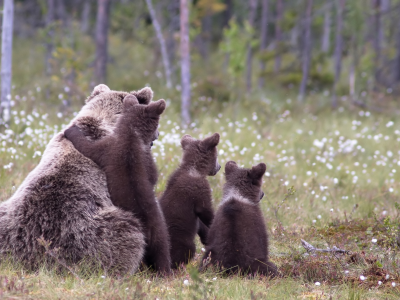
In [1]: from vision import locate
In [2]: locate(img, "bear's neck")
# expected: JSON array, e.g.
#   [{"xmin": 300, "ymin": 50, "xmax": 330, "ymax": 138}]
[{"xmin": 179, "ymin": 164, "xmax": 205, "ymax": 178}]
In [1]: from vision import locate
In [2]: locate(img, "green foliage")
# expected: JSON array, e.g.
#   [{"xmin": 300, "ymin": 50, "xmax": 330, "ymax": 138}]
[{"xmin": 219, "ymin": 18, "xmax": 249, "ymax": 79}]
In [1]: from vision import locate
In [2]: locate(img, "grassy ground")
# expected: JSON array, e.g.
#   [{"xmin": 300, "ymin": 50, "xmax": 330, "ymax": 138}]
[{"xmin": 1, "ymin": 88, "xmax": 400, "ymax": 299}]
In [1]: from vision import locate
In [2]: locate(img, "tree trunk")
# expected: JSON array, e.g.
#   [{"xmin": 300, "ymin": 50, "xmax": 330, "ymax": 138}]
[
  {"xmin": 372, "ymin": 0, "xmax": 381, "ymax": 82},
  {"xmin": 166, "ymin": 0, "xmax": 179, "ymax": 68},
  {"xmin": 332, "ymin": 0, "xmax": 346, "ymax": 108},
  {"xmin": 45, "ymin": 0, "xmax": 55, "ymax": 76},
  {"xmin": 395, "ymin": 7, "xmax": 400, "ymax": 82},
  {"xmin": 245, "ymin": 0, "xmax": 258, "ymax": 92},
  {"xmin": 55, "ymin": 0, "xmax": 68, "ymax": 26},
  {"xmin": 199, "ymin": 15, "xmax": 212, "ymax": 60},
  {"xmin": 221, "ymin": 0, "xmax": 233, "ymax": 29},
  {"xmin": 321, "ymin": 4, "xmax": 331, "ymax": 53},
  {"xmin": 145, "ymin": 0, "xmax": 173, "ymax": 89},
  {"xmin": 258, "ymin": 0, "xmax": 269, "ymax": 89},
  {"xmin": 81, "ymin": 0, "xmax": 91, "ymax": 33},
  {"xmin": 274, "ymin": 0, "xmax": 283, "ymax": 73},
  {"xmin": 180, "ymin": 0, "xmax": 191, "ymax": 126},
  {"xmin": 298, "ymin": 0, "xmax": 313, "ymax": 102},
  {"xmin": 349, "ymin": 35, "xmax": 359, "ymax": 98},
  {"xmin": 94, "ymin": 0, "xmax": 111, "ymax": 85},
  {"xmin": 1, "ymin": 0, "xmax": 14, "ymax": 124}
]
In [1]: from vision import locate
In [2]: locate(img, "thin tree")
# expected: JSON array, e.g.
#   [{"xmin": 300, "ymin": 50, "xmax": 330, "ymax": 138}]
[
  {"xmin": 245, "ymin": 0, "xmax": 258, "ymax": 92},
  {"xmin": 81, "ymin": 0, "xmax": 91, "ymax": 33},
  {"xmin": 321, "ymin": 2, "xmax": 331, "ymax": 53},
  {"xmin": 180, "ymin": 0, "xmax": 191, "ymax": 126},
  {"xmin": 372, "ymin": 0, "xmax": 382, "ymax": 81},
  {"xmin": 274, "ymin": 0, "xmax": 283, "ymax": 74},
  {"xmin": 45, "ymin": 0, "xmax": 55, "ymax": 76},
  {"xmin": 395, "ymin": 6, "xmax": 400, "ymax": 82},
  {"xmin": 145, "ymin": 0, "xmax": 172, "ymax": 89},
  {"xmin": 94, "ymin": 0, "xmax": 111, "ymax": 84},
  {"xmin": 258, "ymin": 0, "xmax": 269, "ymax": 89},
  {"xmin": 298, "ymin": 0, "xmax": 313, "ymax": 102},
  {"xmin": 332, "ymin": 0, "xmax": 346, "ymax": 108},
  {"xmin": 1, "ymin": 0, "xmax": 14, "ymax": 124}
]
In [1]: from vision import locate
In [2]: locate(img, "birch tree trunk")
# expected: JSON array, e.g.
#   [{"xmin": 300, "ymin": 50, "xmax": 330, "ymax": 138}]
[
  {"xmin": 94, "ymin": 0, "xmax": 111, "ymax": 84},
  {"xmin": 145, "ymin": 0, "xmax": 172, "ymax": 89},
  {"xmin": 180, "ymin": 0, "xmax": 191, "ymax": 126},
  {"xmin": 321, "ymin": 5, "xmax": 331, "ymax": 53},
  {"xmin": 298, "ymin": 0, "xmax": 313, "ymax": 102},
  {"xmin": 1, "ymin": 0, "xmax": 14, "ymax": 124},
  {"xmin": 332, "ymin": 0, "xmax": 346, "ymax": 108},
  {"xmin": 258, "ymin": 0, "xmax": 269, "ymax": 89},
  {"xmin": 45, "ymin": 0, "xmax": 55, "ymax": 76},
  {"xmin": 274, "ymin": 0, "xmax": 283, "ymax": 74},
  {"xmin": 245, "ymin": 0, "xmax": 258, "ymax": 92}
]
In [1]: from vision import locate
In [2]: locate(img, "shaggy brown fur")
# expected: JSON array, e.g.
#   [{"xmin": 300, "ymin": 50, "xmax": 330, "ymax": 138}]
[
  {"xmin": 0, "ymin": 85, "xmax": 154, "ymax": 274},
  {"xmin": 64, "ymin": 95, "xmax": 171, "ymax": 274},
  {"xmin": 159, "ymin": 134, "xmax": 221, "ymax": 268},
  {"xmin": 201, "ymin": 161, "xmax": 279, "ymax": 277}
]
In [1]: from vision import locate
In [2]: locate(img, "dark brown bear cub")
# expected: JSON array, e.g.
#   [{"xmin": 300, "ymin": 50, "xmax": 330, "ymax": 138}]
[
  {"xmin": 64, "ymin": 95, "xmax": 171, "ymax": 274},
  {"xmin": 159, "ymin": 134, "xmax": 221, "ymax": 268},
  {"xmin": 201, "ymin": 161, "xmax": 278, "ymax": 277}
]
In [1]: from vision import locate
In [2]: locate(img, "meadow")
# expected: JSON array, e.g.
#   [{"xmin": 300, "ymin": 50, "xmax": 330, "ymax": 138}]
[
  {"xmin": 0, "ymin": 30, "xmax": 399, "ymax": 299},
  {"xmin": 0, "ymin": 82, "xmax": 400, "ymax": 299}
]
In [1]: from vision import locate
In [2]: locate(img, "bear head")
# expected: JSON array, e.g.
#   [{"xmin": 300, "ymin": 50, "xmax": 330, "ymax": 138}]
[
  {"xmin": 180, "ymin": 133, "xmax": 221, "ymax": 177},
  {"xmin": 222, "ymin": 161, "xmax": 266, "ymax": 204},
  {"xmin": 121, "ymin": 94, "xmax": 166, "ymax": 148},
  {"xmin": 73, "ymin": 84, "xmax": 154, "ymax": 140}
]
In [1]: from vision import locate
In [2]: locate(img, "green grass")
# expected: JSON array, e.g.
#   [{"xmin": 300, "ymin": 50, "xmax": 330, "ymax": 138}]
[
  {"xmin": 1, "ymin": 92, "xmax": 400, "ymax": 299},
  {"xmin": 1, "ymin": 33, "xmax": 400, "ymax": 299}
]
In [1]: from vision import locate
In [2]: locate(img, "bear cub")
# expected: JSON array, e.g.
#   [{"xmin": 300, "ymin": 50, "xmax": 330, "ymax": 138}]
[
  {"xmin": 201, "ymin": 161, "xmax": 279, "ymax": 277},
  {"xmin": 159, "ymin": 133, "xmax": 221, "ymax": 268},
  {"xmin": 64, "ymin": 95, "xmax": 171, "ymax": 274}
]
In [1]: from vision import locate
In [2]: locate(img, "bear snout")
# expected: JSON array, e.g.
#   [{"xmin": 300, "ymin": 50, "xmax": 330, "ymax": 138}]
[
  {"xmin": 210, "ymin": 162, "xmax": 221, "ymax": 176},
  {"xmin": 260, "ymin": 191, "xmax": 264, "ymax": 200}
]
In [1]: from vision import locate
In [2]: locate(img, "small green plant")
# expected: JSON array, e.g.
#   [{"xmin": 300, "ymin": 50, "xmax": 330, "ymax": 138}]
[{"xmin": 187, "ymin": 265, "xmax": 214, "ymax": 300}]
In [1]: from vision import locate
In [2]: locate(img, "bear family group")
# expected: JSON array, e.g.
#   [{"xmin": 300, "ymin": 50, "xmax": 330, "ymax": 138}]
[{"xmin": 0, "ymin": 85, "xmax": 278, "ymax": 278}]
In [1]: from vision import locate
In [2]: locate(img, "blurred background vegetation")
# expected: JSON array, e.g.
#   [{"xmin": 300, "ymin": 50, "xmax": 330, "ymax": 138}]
[{"xmin": 3, "ymin": 0, "xmax": 400, "ymax": 124}]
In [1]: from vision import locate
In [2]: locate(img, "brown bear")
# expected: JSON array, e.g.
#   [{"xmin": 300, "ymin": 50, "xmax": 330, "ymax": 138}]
[
  {"xmin": 159, "ymin": 133, "xmax": 221, "ymax": 268},
  {"xmin": 0, "ymin": 85, "xmax": 156, "ymax": 275},
  {"xmin": 200, "ymin": 161, "xmax": 279, "ymax": 277},
  {"xmin": 64, "ymin": 95, "xmax": 171, "ymax": 274}
]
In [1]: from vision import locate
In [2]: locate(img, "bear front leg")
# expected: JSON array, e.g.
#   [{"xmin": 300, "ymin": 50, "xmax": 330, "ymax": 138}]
[
  {"xmin": 170, "ymin": 240, "xmax": 196, "ymax": 269},
  {"xmin": 64, "ymin": 125, "xmax": 106, "ymax": 165},
  {"xmin": 197, "ymin": 219, "xmax": 209, "ymax": 245}
]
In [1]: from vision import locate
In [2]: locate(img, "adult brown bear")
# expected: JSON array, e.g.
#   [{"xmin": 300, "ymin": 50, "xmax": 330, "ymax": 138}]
[{"xmin": 0, "ymin": 84, "xmax": 155, "ymax": 275}]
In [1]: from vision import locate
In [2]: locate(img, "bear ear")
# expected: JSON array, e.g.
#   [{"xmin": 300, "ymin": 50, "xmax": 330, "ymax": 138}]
[
  {"xmin": 86, "ymin": 84, "xmax": 110, "ymax": 103},
  {"xmin": 225, "ymin": 161, "xmax": 238, "ymax": 175},
  {"xmin": 249, "ymin": 163, "xmax": 267, "ymax": 181},
  {"xmin": 123, "ymin": 94, "xmax": 139, "ymax": 108},
  {"xmin": 181, "ymin": 134, "xmax": 195, "ymax": 150},
  {"xmin": 145, "ymin": 99, "xmax": 166, "ymax": 118},
  {"xmin": 130, "ymin": 87, "xmax": 153, "ymax": 105},
  {"xmin": 201, "ymin": 133, "xmax": 220, "ymax": 150}
]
